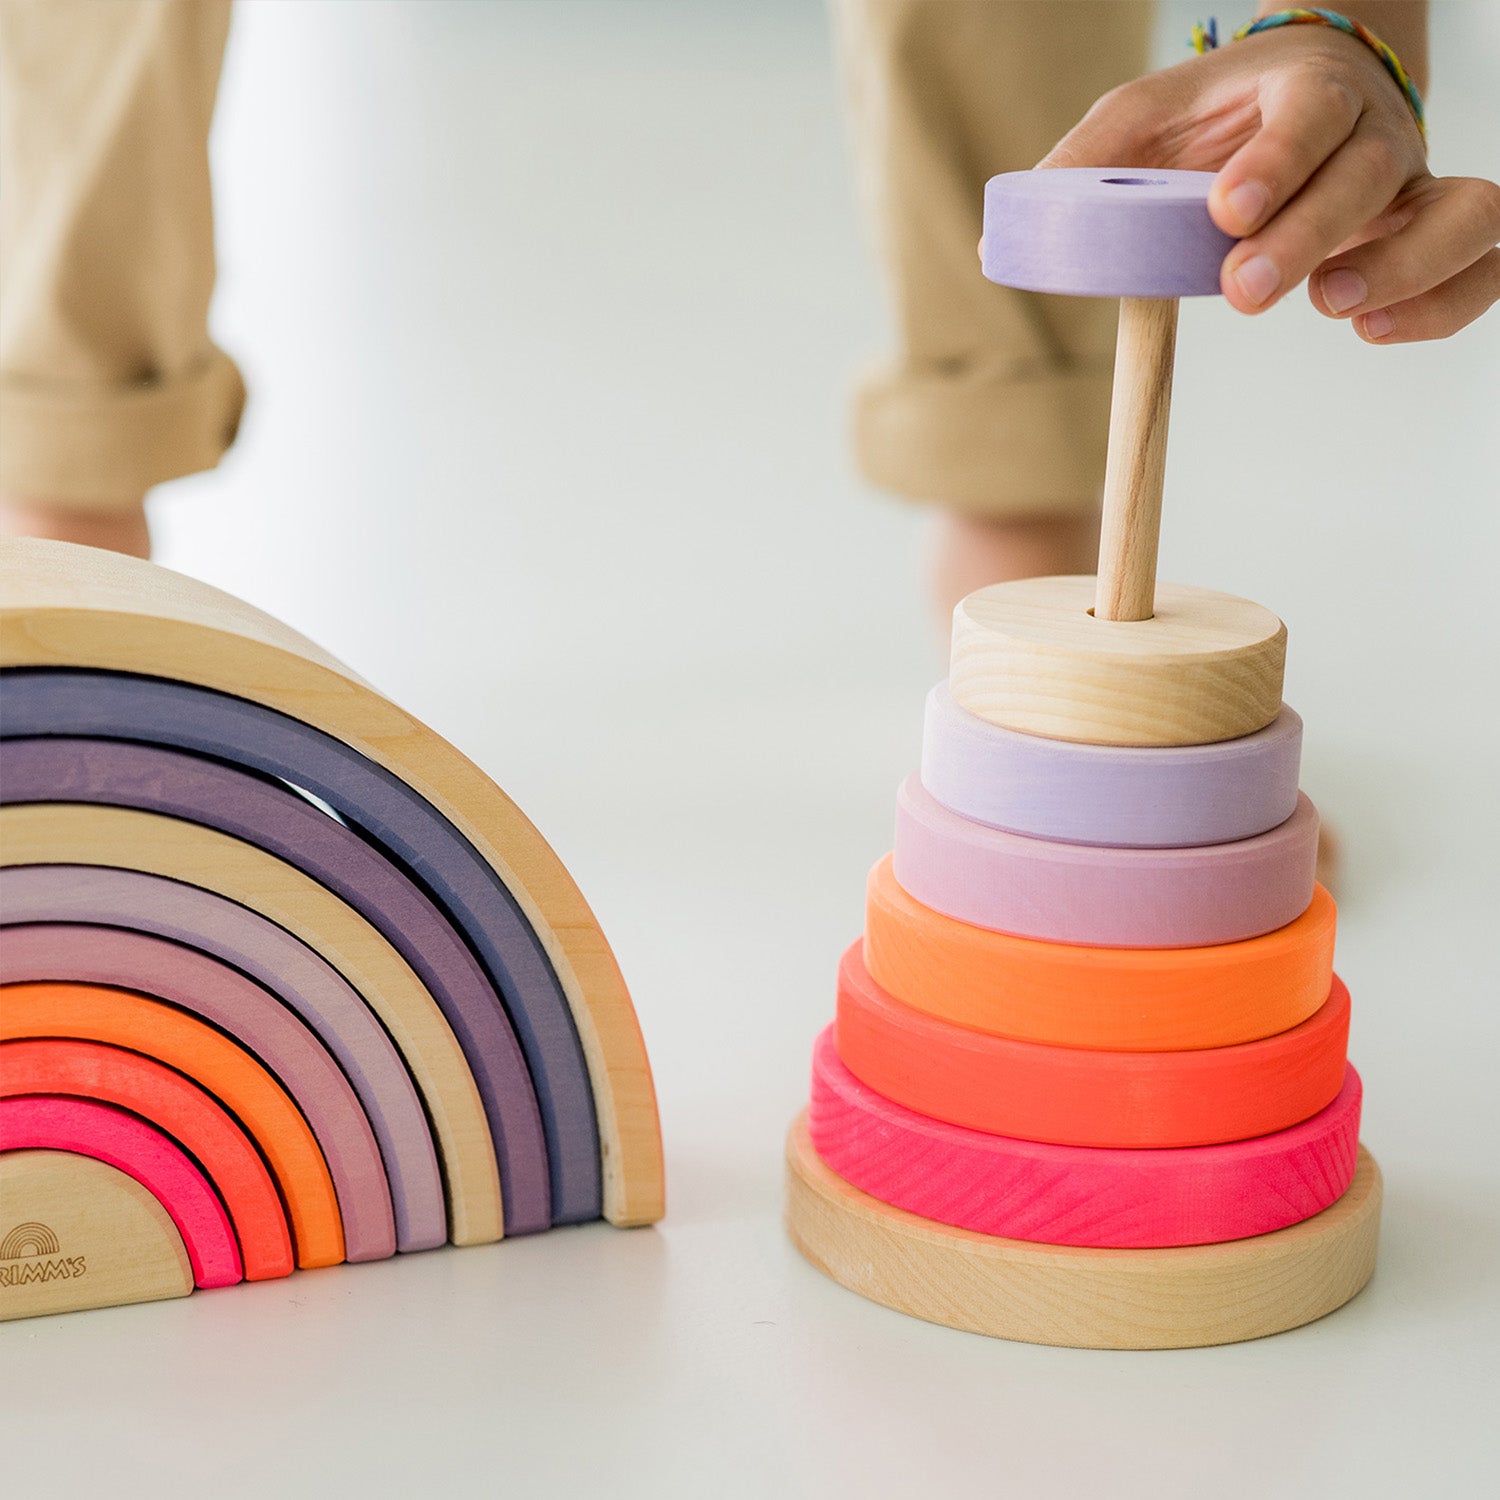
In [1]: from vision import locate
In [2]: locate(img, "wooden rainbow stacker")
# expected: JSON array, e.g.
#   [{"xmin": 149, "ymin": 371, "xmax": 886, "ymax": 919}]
[
  {"xmin": 784, "ymin": 168, "xmax": 1382, "ymax": 1350},
  {"xmin": 0, "ymin": 541, "xmax": 664, "ymax": 1320}
]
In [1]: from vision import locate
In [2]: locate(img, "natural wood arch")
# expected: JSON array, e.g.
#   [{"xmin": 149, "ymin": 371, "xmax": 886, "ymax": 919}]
[
  {"xmin": 0, "ymin": 538, "xmax": 663, "ymax": 1226},
  {"xmin": 0, "ymin": 803, "xmax": 501, "ymax": 1247}
]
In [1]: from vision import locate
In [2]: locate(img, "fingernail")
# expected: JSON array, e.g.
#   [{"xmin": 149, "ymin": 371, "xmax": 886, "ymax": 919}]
[
  {"xmin": 1226, "ymin": 180, "xmax": 1270, "ymax": 231},
  {"xmin": 1320, "ymin": 267, "xmax": 1367, "ymax": 314},
  {"xmin": 1232, "ymin": 254, "xmax": 1281, "ymax": 307},
  {"xmin": 1360, "ymin": 308, "xmax": 1395, "ymax": 340}
]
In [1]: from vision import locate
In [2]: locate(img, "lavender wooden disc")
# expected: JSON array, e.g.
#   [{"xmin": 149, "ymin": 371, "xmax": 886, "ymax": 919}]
[
  {"xmin": 0, "ymin": 924, "xmax": 396, "ymax": 1262},
  {"xmin": 1, "ymin": 736, "xmax": 550, "ymax": 1235},
  {"xmin": 894, "ymin": 775, "xmax": 1320, "ymax": 948},
  {"xmin": 922, "ymin": 683, "xmax": 1302, "ymax": 848},
  {"xmin": 982, "ymin": 168, "xmax": 1235, "ymax": 297},
  {"xmin": 0, "ymin": 668, "xmax": 600, "ymax": 1225},
  {"xmin": 0, "ymin": 863, "xmax": 447, "ymax": 1252}
]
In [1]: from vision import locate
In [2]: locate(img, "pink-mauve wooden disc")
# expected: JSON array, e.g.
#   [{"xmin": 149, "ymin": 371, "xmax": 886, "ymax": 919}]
[
  {"xmin": 0, "ymin": 1096, "xmax": 242, "ymax": 1288},
  {"xmin": 893, "ymin": 775, "xmax": 1319, "ymax": 948},
  {"xmin": 982, "ymin": 168, "xmax": 1235, "ymax": 297},
  {"xmin": 921, "ymin": 684, "xmax": 1303, "ymax": 848},
  {"xmin": 808, "ymin": 1027, "xmax": 1362, "ymax": 1248}
]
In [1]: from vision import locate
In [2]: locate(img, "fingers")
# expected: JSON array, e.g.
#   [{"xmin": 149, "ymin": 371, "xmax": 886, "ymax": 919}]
[
  {"xmin": 1352, "ymin": 248, "xmax": 1500, "ymax": 343},
  {"xmin": 1037, "ymin": 79, "xmax": 1162, "ymax": 170},
  {"xmin": 1209, "ymin": 65, "xmax": 1363, "ymax": 236},
  {"xmin": 1220, "ymin": 119, "xmax": 1413, "ymax": 313},
  {"xmin": 1309, "ymin": 176, "xmax": 1500, "ymax": 329}
]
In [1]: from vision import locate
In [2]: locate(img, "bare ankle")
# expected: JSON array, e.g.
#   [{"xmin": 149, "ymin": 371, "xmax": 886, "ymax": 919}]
[
  {"xmin": 929, "ymin": 510, "xmax": 1098, "ymax": 628},
  {"xmin": 0, "ymin": 496, "xmax": 151, "ymax": 559}
]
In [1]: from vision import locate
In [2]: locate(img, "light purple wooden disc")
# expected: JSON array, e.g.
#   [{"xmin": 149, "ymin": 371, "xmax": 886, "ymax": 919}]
[
  {"xmin": 0, "ymin": 669, "xmax": 601, "ymax": 1226},
  {"xmin": 1, "ymin": 736, "xmax": 550, "ymax": 1236},
  {"xmin": 922, "ymin": 683, "xmax": 1303, "ymax": 848},
  {"xmin": 982, "ymin": 168, "xmax": 1235, "ymax": 297},
  {"xmin": 0, "ymin": 923, "xmax": 396, "ymax": 1263},
  {"xmin": 894, "ymin": 774, "xmax": 1320, "ymax": 949},
  {"xmin": 0, "ymin": 863, "xmax": 447, "ymax": 1252}
]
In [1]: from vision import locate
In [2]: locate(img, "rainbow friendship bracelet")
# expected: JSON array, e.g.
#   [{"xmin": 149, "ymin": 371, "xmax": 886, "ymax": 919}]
[{"xmin": 1192, "ymin": 9, "xmax": 1426, "ymax": 138}]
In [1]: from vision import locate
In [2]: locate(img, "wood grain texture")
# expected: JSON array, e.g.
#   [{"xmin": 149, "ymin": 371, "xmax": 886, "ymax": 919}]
[
  {"xmin": 950, "ymin": 576, "xmax": 1287, "ymax": 747},
  {"xmin": 921, "ymin": 683, "xmax": 1303, "ymax": 848},
  {"xmin": 0, "ymin": 1039, "xmax": 295, "ymax": 1280},
  {"xmin": 0, "ymin": 1151, "xmax": 193, "ymax": 1321},
  {"xmin": 785, "ymin": 1114, "xmax": 1382, "ymax": 1349},
  {"xmin": 1, "ymin": 734, "xmax": 550, "ymax": 1234},
  {"xmin": 1, "ymin": 983, "xmax": 344, "ymax": 1268},
  {"xmin": 0, "ymin": 538, "xmax": 663, "ymax": 1226},
  {"xmin": 0, "ymin": 802, "xmax": 501, "ymax": 1246},
  {"xmin": 865, "ymin": 858, "xmax": 1336, "ymax": 1052},
  {"xmin": 0, "ymin": 866, "xmax": 444, "ymax": 1253},
  {"xmin": 837, "ymin": 942, "xmax": 1350, "ymax": 1148},
  {"xmin": 1096, "ymin": 297, "xmax": 1178, "ymax": 622},
  {"xmin": 893, "ymin": 775, "xmax": 1319, "ymax": 948},
  {"xmin": 0, "ymin": 1097, "xmax": 242, "ymax": 1288},
  {"xmin": 807, "ymin": 1028, "xmax": 1362, "ymax": 1248},
  {"xmin": 0, "ymin": 923, "xmax": 395, "ymax": 1261}
]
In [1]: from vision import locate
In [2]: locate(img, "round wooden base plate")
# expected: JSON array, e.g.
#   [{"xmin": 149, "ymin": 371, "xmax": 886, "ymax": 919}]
[{"xmin": 785, "ymin": 1115, "xmax": 1381, "ymax": 1350}]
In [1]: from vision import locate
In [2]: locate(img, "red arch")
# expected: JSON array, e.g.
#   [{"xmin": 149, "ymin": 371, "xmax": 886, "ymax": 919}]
[
  {"xmin": 0, "ymin": 1040, "xmax": 293, "ymax": 1281},
  {"xmin": 2, "ymin": 983, "xmax": 344, "ymax": 1267},
  {"xmin": 0, "ymin": 1096, "xmax": 242, "ymax": 1287}
]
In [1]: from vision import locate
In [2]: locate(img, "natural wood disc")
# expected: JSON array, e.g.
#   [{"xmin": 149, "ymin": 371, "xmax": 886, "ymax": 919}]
[
  {"xmin": 785, "ymin": 1115, "xmax": 1382, "ymax": 1350},
  {"xmin": 0, "ymin": 1150, "xmax": 194, "ymax": 1321},
  {"xmin": 949, "ymin": 576, "xmax": 1287, "ymax": 747}
]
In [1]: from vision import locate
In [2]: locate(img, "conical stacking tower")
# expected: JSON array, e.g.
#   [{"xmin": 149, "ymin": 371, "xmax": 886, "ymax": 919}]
[{"xmin": 785, "ymin": 169, "xmax": 1381, "ymax": 1350}]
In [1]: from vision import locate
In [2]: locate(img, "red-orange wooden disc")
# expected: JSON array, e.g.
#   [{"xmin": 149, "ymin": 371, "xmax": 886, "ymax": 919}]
[
  {"xmin": 865, "ymin": 855, "xmax": 1336, "ymax": 1051},
  {"xmin": 835, "ymin": 943, "xmax": 1350, "ymax": 1148}
]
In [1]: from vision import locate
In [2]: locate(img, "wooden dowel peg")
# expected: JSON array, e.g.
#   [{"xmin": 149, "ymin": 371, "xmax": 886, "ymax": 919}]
[{"xmin": 1096, "ymin": 296, "xmax": 1179, "ymax": 623}]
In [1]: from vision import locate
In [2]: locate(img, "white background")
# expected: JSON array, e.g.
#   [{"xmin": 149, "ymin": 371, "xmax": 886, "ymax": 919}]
[{"xmin": 2, "ymin": 3, "xmax": 1497, "ymax": 1495}]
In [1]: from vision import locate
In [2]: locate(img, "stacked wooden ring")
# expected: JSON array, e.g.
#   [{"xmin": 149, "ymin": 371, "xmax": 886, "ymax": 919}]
[
  {"xmin": 0, "ymin": 539, "xmax": 664, "ymax": 1322},
  {"xmin": 785, "ymin": 170, "xmax": 1381, "ymax": 1350}
]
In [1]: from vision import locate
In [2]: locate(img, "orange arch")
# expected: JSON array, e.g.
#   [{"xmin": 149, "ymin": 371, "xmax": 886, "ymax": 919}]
[
  {"xmin": 1, "ymin": 983, "xmax": 344, "ymax": 1268},
  {"xmin": 0, "ymin": 1038, "xmax": 294, "ymax": 1281}
]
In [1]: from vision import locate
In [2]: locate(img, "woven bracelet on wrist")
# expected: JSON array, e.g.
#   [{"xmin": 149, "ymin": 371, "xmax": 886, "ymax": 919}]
[{"xmin": 1191, "ymin": 9, "xmax": 1426, "ymax": 139}]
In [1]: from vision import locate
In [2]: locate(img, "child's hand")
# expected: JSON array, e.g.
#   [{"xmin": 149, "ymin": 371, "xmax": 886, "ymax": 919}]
[{"xmin": 1040, "ymin": 24, "xmax": 1500, "ymax": 343}]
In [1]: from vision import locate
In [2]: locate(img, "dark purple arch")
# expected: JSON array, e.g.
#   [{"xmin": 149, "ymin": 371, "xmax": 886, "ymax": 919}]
[
  {"xmin": 2, "ymin": 736, "xmax": 549, "ymax": 1235},
  {"xmin": 0, "ymin": 668, "xmax": 601, "ymax": 1224}
]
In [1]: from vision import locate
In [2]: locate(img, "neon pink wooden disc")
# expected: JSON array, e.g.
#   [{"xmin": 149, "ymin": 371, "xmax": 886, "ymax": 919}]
[
  {"xmin": 922, "ymin": 684, "xmax": 1303, "ymax": 848},
  {"xmin": 807, "ymin": 1027, "xmax": 1362, "ymax": 1248},
  {"xmin": 0, "ymin": 1096, "xmax": 243, "ymax": 1287},
  {"xmin": 893, "ymin": 775, "xmax": 1320, "ymax": 948},
  {"xmin": 983, "ymin": 168, "xmax": 1234, "ymax": 297}
]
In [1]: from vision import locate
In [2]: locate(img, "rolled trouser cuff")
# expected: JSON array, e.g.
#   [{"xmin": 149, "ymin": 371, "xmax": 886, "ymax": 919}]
[
  {"xmin": 853, "ymin": 362, "xmax": 1113, "ymax": 519},
  {"xmin": 0, "ymin": 345, "xmax": 245, "ymax": 507}
]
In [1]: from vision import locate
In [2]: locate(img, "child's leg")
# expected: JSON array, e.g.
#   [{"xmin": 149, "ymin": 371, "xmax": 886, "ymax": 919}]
[
  {"xmin": 832, "ymin": 0, "xmax": 1153, "ymax": 623},
  {"xmin": 0, "ymin": 0, "xmax": 243, "ymax": 556}
]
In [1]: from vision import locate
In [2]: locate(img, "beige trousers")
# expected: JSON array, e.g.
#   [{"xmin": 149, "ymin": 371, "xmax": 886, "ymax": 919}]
[
  {"xmin": 0, "ymin": 0, "xmax": 1149, "ymax": 518},
  {"xmin": 837, "ymin": 0, "xmax": 1153, "ymax": 516},
  {"xmin": 0, "ymin": 0, "xmax": 241, "ymax": 507}
]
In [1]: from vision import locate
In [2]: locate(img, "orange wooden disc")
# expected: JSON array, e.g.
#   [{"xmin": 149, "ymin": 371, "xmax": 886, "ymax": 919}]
[
  {"xmin": 835, "ymin": 943, "xmax": 1350, "ymax": 1148},
  {"xmin": 0, "ymin": 1038, "xmax": 294, "ymax": 1281},
  {"xmin": 1, "ymin": 982, "xmax": 344, "ymax": 1267},
  {"xmin": 865, "ymin": 855, "xmax": 1336, "ymax": 1051}
]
